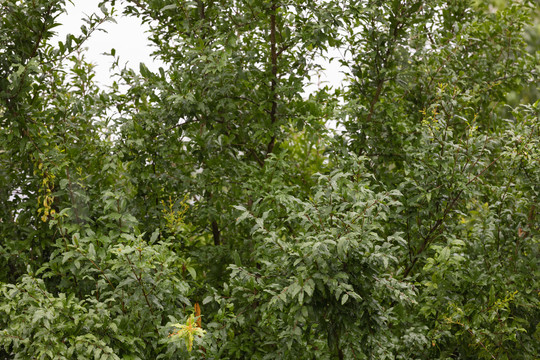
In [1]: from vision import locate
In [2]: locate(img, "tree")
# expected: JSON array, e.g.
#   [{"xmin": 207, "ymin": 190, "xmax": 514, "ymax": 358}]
[{"xmin": 1, "ymin": 0, "xmax": 538, "ymax": 359}]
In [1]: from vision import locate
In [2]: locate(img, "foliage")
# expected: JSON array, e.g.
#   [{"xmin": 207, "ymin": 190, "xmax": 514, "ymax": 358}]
[
  {"xmin": 0, "ymin": 0, "xmax": 538, "ymax": 359},
  {"xmin": 169, "ymin": 314, "xmax": 206, "ymax": 353}
]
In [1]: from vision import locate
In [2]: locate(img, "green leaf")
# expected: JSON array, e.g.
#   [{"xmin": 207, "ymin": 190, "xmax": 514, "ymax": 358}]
[
  {"xmin": 88, "ymin": 243, "xmax": 96, "ymax": 260},
  {"xmin": 187, "ymin": 266, "xmax": 196, "ymax": 280},
  {"xmin": 161, "ymin": 4, "xmax": 177, "ymax": 11}
]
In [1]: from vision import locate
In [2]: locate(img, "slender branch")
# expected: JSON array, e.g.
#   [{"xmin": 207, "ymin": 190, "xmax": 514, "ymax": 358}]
[
  {"xmin": 266, "ymin": 1, "xmax": 278, "ymax": 157},
  {"xmin": 124, "ymin": 253, "xmax": 154, "ymax": 314},
  {"xmin": 75, "ymin": 247, "xmax": 127, "ymax": 314},
  {"xmin": 211, "ymin": 220, "xmax": 221, "ymax": 246},
  {"xmin": 366, "ymin": 79, "xmax": 384, "ymax": 123},
  {"xmin": 402, "ymin": 154, "xmax": 504, "ymax": 278}
]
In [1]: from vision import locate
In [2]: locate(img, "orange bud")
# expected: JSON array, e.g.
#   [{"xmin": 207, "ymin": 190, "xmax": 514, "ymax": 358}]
[{"xmin": 194, "ymin": 302, "xmax": 201, "ymax": 327}]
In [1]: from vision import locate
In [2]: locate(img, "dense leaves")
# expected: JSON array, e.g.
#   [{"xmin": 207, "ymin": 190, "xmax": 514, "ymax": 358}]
[{"xmin": 1, "ymin": 0, "xmax": 538, "ymax": 359}]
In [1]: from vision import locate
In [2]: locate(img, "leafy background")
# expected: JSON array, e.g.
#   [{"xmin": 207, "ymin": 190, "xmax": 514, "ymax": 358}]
[{"xmin": 0, "ymin": 0, "xmax": 538, "ymax": 359}]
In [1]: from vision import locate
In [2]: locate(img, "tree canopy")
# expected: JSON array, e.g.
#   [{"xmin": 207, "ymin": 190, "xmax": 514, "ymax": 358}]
[{"xmin": 1, "ymin": 0, "xmax": 539, "ymax": 359}]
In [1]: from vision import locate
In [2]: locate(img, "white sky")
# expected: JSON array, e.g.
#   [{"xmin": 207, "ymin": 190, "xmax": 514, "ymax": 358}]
[
  {"xmin": 53, "ymin": 1, "xmax": 161, "ymax": 87},
  {"xmin": 52, "ymin": 0, "xmax": 346, "ymax": 92}
]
